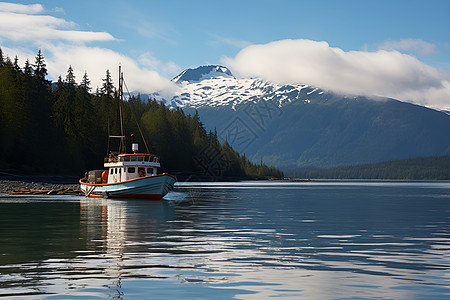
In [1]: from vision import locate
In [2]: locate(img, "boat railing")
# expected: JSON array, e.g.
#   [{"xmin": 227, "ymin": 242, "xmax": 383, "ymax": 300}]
[{"xmin": 105, "ymin": 155, "xmax": 160, "ymax": 163}]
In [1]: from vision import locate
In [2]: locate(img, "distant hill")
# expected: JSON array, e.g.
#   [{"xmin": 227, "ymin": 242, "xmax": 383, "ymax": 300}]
[{"xmin": 286, "ymin": 155, "xmax": 450, "ymax": 180}]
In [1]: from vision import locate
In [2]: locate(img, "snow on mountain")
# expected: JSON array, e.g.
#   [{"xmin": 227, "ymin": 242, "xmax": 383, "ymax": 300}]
[
  {"xmin": 172, "ymin": 65, "xmax": 234, "ymax": 84},
  {"xmin": 154, "ymin": 65, "xmax": 318, "ymax": 110}
]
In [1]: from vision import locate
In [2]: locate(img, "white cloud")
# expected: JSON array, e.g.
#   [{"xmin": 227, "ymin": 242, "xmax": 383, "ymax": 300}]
[
  {"xmin": 52, "ymin": 7, "xmax": 65, "ymax": 14},
  {"xmin": 0, "ymin": 11, "xmax": 115, "ymax": 43},
  {"xmin": 0, "ymin": 2, "xmax": 179, "ymax": 97},
  {"xmin": 138, "ymin": 51, "xmax": 181, "ymax": 77},
  {"xmin": 222, "ymin": 39, "xmax": 450, "ymax": 109},
  {"xmin": 0, "ymin": 2, "xmax": 43, "ymax": 14},
  {"xmin": 378, "ymin": 38, "xmax": 437, "ymax": 56}
]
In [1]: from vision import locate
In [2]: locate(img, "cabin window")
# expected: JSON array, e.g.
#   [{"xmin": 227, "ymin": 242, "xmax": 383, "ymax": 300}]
[
  {"xmin": 147, "ymin": 168, "xmax": 153, "ymax": 174},
  {"xmin": 119, "ymin": 168, "xmax": 121, "ymax": 174},
  {"xmin": 128, "ymin": 167, "xmax": 135, "ymax": 173}
]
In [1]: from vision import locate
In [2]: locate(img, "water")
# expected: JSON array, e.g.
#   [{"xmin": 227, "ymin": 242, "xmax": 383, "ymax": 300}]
[{"xmin": 0, "ymin": 181, "xmax": 449, "ymax": 299}]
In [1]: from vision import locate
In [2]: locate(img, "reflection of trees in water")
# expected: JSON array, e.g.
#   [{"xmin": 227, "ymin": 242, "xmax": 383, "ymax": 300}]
[{"xmin": 0, "ymin": 201, "xmax": 85, "ymax": 266}]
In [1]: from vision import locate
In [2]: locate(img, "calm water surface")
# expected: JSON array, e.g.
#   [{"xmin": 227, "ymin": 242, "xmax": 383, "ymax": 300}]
[{"xmin": 0, "ymin": 181, "xmax": 449, "ymax": 299}]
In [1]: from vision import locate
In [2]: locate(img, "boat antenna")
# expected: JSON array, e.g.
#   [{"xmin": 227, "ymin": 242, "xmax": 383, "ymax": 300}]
[
  {"xmin": 123, "ymin": 78, "xmax": 151, "ymax": 154},
  {"xmin": 118, "ymin": 65, "xmax": 126, "ymax": 154}
]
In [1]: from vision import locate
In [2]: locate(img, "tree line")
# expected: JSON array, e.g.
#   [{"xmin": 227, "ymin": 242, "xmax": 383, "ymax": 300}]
[
  {"xmin": 0, "ymin": 49, "xmax": 283, "ymax": 179},
  {"xmin": 287, "ymin": 156, "xmax": 450, "ymax": 180}
]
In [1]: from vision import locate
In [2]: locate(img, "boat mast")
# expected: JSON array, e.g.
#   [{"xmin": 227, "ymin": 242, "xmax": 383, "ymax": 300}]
[{"xmin": 118, "ymin": 65, "xmax": 126, "ymax": 154}]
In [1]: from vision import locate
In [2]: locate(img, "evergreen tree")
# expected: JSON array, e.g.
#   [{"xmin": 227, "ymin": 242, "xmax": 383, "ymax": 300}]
[
  {"xmin": 23, "ymin": 59, "xmax": 33, "ymax": 77},
  {"xmin": 57, "ymin": 75, "xmax": 63, "ymax": 87},
  {"xmin": 66, "ymin": 65, "xmax": 76, "ymax": 87},
  {"xmin": 101, "ymin": 69, "xmax": 114, "ymax": 96},
  {"xmin": 13, "ymin": 56, "xmax": 20, "ymax": 72},
  {"xmin": 80, "ymin": 71, "xmax": 91, "ymax": 92},
  {"xmin": 34, "ymin": 49, "xmax": 47, "ymax": 81}
]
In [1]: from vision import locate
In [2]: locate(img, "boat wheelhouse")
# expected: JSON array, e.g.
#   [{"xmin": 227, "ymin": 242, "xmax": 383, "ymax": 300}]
[{"xmin": 105, "ymin": 153, "xmax": 160, "ymax": 184}]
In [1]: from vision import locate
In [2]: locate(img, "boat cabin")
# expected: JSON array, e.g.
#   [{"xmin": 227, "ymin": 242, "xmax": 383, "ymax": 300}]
[{"xmin": 104, "ymin": 153, "xmax": 160, "ymax": 184}]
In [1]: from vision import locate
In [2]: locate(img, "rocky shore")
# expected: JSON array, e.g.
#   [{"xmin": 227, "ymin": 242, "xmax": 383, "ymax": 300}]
[{"xmin": 0, "ymin": 175, "xmax": 82, "ymax": 195}]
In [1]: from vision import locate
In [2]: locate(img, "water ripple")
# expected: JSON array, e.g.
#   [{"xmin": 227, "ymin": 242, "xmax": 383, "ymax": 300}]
[{"xmin": 0, "ymin": 182, "xmax": 449, "ymax": 298}]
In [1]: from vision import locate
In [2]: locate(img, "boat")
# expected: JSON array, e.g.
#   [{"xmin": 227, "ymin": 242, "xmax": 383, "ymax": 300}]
[{"xmin": 79, "ymin": 67, "xmax": 176, "ymax": 199}]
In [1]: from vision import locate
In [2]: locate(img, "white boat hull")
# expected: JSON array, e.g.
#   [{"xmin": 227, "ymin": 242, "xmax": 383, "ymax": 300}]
[{"xmin": 80, "ymin": 173, "xmax": 176, "ymax": 200}]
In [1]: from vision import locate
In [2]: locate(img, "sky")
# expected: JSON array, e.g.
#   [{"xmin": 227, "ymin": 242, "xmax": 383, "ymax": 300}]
[{"xmin": 1, "ymin": 0, "xmax": 450, "ymax": 109}]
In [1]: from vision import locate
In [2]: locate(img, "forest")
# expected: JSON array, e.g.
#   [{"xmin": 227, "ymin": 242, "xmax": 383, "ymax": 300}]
[
  {"xmin": 287, "ymin": 155, "xmax": 450, "ymax": 180},
  {"xmin": 0, "ymin": 49, "xmax": 283, "ymax": 179}
]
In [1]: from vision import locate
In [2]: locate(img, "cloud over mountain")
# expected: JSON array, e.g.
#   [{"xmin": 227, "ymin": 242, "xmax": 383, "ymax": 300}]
[{"xmin": 222, "ymin": 39, "xmax": 450, "ymax": 109}]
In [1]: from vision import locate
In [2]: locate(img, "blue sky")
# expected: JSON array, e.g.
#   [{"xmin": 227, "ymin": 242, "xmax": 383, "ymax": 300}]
[{"xmin": 1, "ymin": 0, "xmax": 449, "ymax": 108}]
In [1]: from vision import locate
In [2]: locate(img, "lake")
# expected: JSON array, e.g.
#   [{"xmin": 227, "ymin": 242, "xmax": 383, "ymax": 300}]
[{"xmin": 0, "ymin": 181, "xmax": 449, "ymax": 299}]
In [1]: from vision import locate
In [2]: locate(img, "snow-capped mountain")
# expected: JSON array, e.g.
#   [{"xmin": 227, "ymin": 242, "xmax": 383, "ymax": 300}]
[
  {"xmin": 154, "ymin": 65, "xmax": 316, "ymax": 110},
  {"xmin": 151, "ymin": 65, "xmax": 450, "ymax": 169},
  {"xmin": 172, "ymin": 65, "xmax": 234, "ymax": 84}
]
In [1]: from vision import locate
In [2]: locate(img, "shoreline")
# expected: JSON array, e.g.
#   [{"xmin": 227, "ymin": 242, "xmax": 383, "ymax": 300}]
[{"xmin": 0, "ymin": 175, "xmax": 81, "ymax": 195}]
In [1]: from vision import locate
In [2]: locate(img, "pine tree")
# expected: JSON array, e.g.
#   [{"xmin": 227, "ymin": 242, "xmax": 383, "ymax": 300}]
[
  {"xmin": 23, "ymin": 59, "xmax": 33, "ymax": 77},
  {"xmin": 13, "ymin": 56, "xmax": 21, "ymax": 72},
  {"xmin": 34, "ymin": 49, "xmax": 47, "ymax": 80},
  {"xmin": 57, "ymin": 75, "xmax": 63, "ymax": 86},
  {"xmin": 66, "ymin": 65, "xmax": 76, "ymax": 87},
  {"xmin": 80, "ymin": 71, "xmax": 91, "ymax": 92},
  {"xmin": 101, "ymin": 69, "xmax": 114, "ymax": 96}
]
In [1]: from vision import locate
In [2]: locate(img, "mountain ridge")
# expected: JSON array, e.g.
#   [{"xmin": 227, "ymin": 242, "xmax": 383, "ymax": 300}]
[
  {"xmin": 172, "ymin": 65, "xmax": 234, "ymax": 84},
  {"xmin": 149, "ymin": 65, "xmax": 450, "ymax": 169}
]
